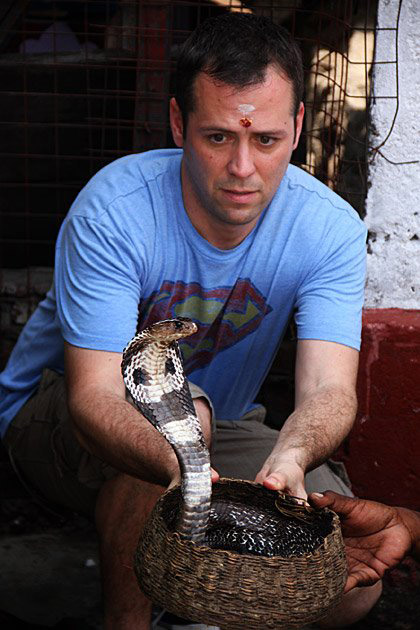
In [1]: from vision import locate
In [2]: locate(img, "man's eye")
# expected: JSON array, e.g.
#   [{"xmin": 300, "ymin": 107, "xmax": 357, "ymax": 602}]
[
  {"xmin": 209, "ymin": 133, "xmax": 226, "ymax": 143},
  {"xmin": 259, "ymin": 136, "xmax": 276, "ymax": 146}
]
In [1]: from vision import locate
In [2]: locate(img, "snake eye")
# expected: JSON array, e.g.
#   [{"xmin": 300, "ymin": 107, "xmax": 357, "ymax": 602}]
[
  {"xmin": 133, "ymin": 367, "xmax": 146, "ymax": 385},
  {"xmin": 165, "ymin": 358, "xmax": 176, "ymax": 375}
]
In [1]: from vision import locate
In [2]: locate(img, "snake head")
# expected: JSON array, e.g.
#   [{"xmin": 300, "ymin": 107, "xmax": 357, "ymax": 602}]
[
  {"xmin": 143, "ymin": 317, "xmax": 198, "ymax": 342},
  {"xmin": 121, "ymin": 318, "xmax": 199, "ymax": 373},
  {"xmin": 121, "ymin": 317, "xmax": 199, "ymax": 406}
]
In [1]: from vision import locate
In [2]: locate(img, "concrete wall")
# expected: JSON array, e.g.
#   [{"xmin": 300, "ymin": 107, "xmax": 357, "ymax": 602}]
[
  {"xmin": 337, "ymin": 0, "xmax": 420, "ymax": 509},
  {"xmin": 364, "ymin": 0, "xmax": 420, "ymax": 308}
]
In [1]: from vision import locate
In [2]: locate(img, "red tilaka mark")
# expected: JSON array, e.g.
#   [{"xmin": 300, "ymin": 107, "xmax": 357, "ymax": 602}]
[{"xmin": 239, "ymin": 117, "xmax": 252, "ymax": 128}]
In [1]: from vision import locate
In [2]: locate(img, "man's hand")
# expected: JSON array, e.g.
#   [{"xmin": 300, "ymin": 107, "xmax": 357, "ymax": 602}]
[
  {"xmin": 309, "ymin": 491, "xmax": 413, "ymax": 592},
  {"xmin": 255, "ymin": 456, "xmax": 306, "ymax": 499},
  {"xmin": 253, "ymin": 340, "xmax": 359, "ymax": 502}
]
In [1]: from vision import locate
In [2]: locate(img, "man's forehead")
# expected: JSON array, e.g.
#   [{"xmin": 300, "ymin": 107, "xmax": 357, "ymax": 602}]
[
  {"xmin": 190, "ymin": 73, "xmax": 294, "ymax": 129},
  {"xmin": 193, "ymin": 68, "xmax": 293, "ymax": 110},
  {"xmin": 196, "ymin": 66, "xmax": 287, "ymax": 90}
]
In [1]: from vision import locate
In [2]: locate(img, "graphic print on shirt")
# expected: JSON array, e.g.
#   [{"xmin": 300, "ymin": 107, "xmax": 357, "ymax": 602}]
[{"xmin": 137, "ymin": 278, "xmax": 273, "ymax": 373}]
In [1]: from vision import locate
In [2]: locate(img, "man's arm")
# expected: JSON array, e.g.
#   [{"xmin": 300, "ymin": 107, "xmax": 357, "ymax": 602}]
[
  {"xmin": 309, "ymin": 491, "xmax": 420, "ymax": 591},
  {"xmin": 64, "ymin": 342, "xmax": 213, "ymax": 487},
  {"xmin": 255, "ymin": 339, "xmax": 359, "ymax": 498}
]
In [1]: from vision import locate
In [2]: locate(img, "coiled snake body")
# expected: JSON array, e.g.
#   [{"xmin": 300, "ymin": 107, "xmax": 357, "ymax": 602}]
[{"xmin": 122, "ymin": 318, "xmax": 330, "ymax": 557}]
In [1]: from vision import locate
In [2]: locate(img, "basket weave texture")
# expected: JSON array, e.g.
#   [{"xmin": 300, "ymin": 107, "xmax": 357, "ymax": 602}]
[{"xmin": 135, "ymin": 478, "xmax": 347, "ymax": 629}]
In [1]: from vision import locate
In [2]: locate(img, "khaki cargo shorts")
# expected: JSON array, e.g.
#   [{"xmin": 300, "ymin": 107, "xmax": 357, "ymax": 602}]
[{"xmin": 3, "ymin": 369, "xmax": 352, "ymax": 519}]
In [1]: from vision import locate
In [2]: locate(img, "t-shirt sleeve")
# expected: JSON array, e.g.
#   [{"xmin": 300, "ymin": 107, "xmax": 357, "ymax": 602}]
[
  {"xmin": 55, "ymin": 214, "xmax": 143, "ymax": 352},
  {"xmin": 294, "ymin": 214, "xmax": 367, "ymax": 350}
]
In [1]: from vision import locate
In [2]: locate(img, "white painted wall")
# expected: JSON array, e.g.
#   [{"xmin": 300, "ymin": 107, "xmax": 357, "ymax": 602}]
[{"xmin": 365, "ymin": 0, "xmax": 420, "ymax": 308}]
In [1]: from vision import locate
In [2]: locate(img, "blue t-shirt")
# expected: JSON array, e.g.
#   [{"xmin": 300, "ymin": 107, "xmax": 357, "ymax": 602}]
[{"xmin": 0, "ymin": 149, "xmax": 366, "ymax": 438}]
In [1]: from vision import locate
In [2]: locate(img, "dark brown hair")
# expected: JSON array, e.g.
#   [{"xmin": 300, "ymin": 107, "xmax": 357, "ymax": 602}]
[{"xmin": 175, "ymin": 13, "xmax": 304, "ymax": 132}]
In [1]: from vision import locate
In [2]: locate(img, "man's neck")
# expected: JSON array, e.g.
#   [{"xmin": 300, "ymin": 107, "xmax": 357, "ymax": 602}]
[
  {"xmin": 180, "ymin": 164, "xmax": 259, "ymax": 250},
  {"xmin": 186, "ymin": 208, "xmax": 257, "ymax": 250}
]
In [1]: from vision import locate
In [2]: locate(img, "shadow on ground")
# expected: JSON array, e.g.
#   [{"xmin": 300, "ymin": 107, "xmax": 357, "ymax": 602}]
[{"xmin": 1, "ymin": 451, "xmax": 420, "ymax": 630}]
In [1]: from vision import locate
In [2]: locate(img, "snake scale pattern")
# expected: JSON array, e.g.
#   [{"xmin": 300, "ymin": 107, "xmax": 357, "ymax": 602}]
[{"xmin": 121, "ymin": 317, "xmax": 331, "ymax": 557}]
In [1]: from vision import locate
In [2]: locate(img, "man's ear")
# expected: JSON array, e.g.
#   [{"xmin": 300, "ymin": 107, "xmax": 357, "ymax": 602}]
[
  {"xmin": 170, "ymin": 97, "xmax": 184, "ymax": 147},
  {"xmin": 293, "ymin": 102, "xmax": 305, "ymax": 150}
]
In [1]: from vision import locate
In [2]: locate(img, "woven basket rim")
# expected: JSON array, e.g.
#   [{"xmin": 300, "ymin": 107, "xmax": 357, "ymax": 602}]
[{"xmin": 154, "ymin": 477, "xmax": 340, "ymax": 560}]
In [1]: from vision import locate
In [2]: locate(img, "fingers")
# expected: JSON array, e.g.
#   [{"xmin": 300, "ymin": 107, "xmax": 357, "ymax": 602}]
[
  {"xmin": 343, "ymin": 570, "xmax": 382, "ymax": 593},
  {"xmin": 343, "ymin": 574, "xmax": 371, "ymax": 594},
  {"xmin": 255, "ymin": 462, "xmax": 307, "ymax": 500},
  {"xmin": 262, "ymin": 475, "xmax": 307, "ymax": 500},
  {"xmin": 167, "ymin": 475, "xmax": 181, "ymax": 490},
  {"xmin": 211, "ymin": 467, "xmax": 220, "ymax": 483},
  {"xmin": 261, "ymin": 475, "xmax": 286, "ymax": 491},
  {"xmin": 343, "ymin": 575, "xmax": 359, "ymax": 594},
  {"xmin": 309, "ymin": 490, "xmax": 358, "ymax": 516}
]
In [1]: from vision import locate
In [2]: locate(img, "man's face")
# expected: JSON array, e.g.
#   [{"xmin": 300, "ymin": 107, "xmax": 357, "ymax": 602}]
[{"xmin": 170, "ymin": 65, "xmax": 304, "ymax": 248}]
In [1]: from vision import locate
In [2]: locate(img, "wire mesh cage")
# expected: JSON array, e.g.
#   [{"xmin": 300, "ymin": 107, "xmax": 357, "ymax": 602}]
[{"xmin": 0, "ymin": 0, "xmax": 378, "ymax": 366}]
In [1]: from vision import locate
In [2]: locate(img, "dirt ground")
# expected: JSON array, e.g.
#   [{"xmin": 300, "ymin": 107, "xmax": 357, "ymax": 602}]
[
  {"xmin": 0, "ymin": 448, "xmax": 101, "ymax": 629},
  {"xmin": 1, "ymin": 448, "xmax": 420, "ymax": 630}
]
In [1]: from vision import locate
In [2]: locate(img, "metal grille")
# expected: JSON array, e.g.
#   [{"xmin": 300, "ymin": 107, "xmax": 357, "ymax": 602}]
[{"xmin": 0, "ymin": 0, "xmax": 377, "ymax": 365}]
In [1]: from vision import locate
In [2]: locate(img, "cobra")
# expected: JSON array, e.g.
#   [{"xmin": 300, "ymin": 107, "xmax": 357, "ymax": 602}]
[
  {"xmin": 121, "ymin": 317, "xmax": 211, "ymax": 542},
  {"xmin": 121, "ymin": 318, "xmax": 330, "ymax": 557}
]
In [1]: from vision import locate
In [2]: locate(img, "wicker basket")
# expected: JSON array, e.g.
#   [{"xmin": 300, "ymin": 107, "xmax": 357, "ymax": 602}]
[{"xmin": 135, "ymin": 478, "xmax": 347, "ymax": 629}]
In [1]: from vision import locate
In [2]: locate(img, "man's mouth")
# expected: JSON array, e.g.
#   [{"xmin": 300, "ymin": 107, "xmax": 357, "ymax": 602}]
[{"xmin": 221, "ymin": 189, "xmax": 259, "ymax": 203}]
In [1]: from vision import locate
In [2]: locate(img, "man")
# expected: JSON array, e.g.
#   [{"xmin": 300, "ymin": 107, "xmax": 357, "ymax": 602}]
[
  {"xmin": 310, "ymin": 491, "xmax": 420, "ymax": 591},
  {"xmin": 0, "ymin": 12, "xmax": 380, "ymax": 629}
]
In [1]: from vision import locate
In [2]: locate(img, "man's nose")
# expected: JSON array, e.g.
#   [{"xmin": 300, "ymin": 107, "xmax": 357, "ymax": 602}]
[{"xmin": 227, "ymin": 141, "xmax": 256, "ymax": 179}]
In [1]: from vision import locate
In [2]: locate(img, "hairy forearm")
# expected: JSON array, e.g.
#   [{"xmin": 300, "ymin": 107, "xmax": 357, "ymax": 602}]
[
  {"xmin": 69, "ymin": 390, "xmax": 181, "ymax": 486},
  {"xmin": 271, "ymin": 384, "xmax": 357, "ymax": 471},
  {"xmin": 397, "ymin": 507, "xmax": 420, "ymax": 562}
]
